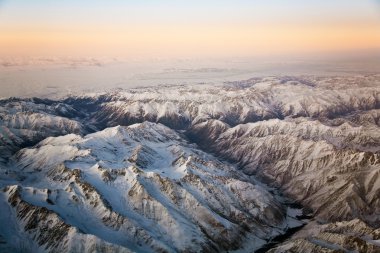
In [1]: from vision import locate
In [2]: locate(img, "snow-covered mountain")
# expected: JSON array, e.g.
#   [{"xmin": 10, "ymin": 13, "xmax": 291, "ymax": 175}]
[
  {"xmin": 267, "ymin": 219, "xmax": 380, "ymax": 253},
  {"xmin": 0, "ymin": 74, "xmax": 379, "ymax": 252},
  {"xmin": 0, "ymin": 98, "xmax": 95, "ymax": 164},
  {"xmin": 1, "ymin": 122, "xmax": 301, "ymax": 252},
  {"xmin": 65, "ymin": 75, "xmax": 380, "ymax": 129},
  {"xmin": 190, "ymin": 118, "xmax": 380, "ymax": 224}
]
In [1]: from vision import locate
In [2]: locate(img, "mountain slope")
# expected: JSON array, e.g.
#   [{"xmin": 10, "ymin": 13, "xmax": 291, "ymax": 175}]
[
  {"xmin": 268, "ymin": 219, "xmax": 380, "ymax": 253},
  {"xmin": 1, "ymin": 122, "xmax": 302, "ymax": 252},
  {"xmin": 0, "ymin": 98, "xmax": 92, "ymax": 164},
  {"xmin": 189, "ymin": 118, "xmax": 380, "ymax": 225}
]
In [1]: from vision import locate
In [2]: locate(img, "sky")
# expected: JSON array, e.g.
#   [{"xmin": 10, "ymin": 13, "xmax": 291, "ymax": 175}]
[{"xmin": 0, "ymin": 0, "xmax": 380, "ymax": 58}]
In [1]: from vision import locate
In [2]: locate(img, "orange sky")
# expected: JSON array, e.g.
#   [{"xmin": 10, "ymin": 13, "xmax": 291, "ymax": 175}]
[{"xmin": 1, "ymin": 1, "xmax": 380, "ymax": 58}]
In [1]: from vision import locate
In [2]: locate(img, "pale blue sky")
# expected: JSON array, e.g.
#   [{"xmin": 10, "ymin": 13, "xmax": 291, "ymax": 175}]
[{"xmin": 1, "ymin": 0, "xmax": 379, "ymax": 26}]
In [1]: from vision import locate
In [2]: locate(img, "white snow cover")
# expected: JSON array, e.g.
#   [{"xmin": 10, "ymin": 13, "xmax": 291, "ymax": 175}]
[
  {"xmin": 0, "ymin": 122, "xmax": 301, "ymax": 252},
  {"xmin": 80, "ymin": 75, "xmax": 380, "ymax": 128}
]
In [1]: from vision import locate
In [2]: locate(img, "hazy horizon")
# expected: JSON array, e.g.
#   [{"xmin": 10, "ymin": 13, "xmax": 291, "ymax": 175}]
[
  {"xmin": 1, "ymin": 1, "xmax": 380, "ymax": 99},
  {"xmin": 1, "ymin": 53, "xmax": 379, "ymax": 99}
]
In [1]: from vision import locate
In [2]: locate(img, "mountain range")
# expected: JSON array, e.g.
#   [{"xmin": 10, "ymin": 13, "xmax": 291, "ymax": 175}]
[{"xmin": 0, "ymin": 74, "xmax": 379, "ymax": 252}]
